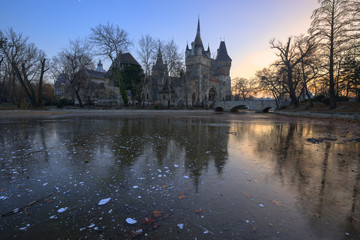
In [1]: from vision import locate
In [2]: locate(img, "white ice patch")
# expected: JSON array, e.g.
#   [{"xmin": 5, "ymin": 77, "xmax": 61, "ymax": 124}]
[
  {"xmin": 177, "ymin": 223, "xmax": 184, "ymax": 229},
  {"xmin": 259, "ymin": 204, "xmax": 264, "ymax": 208},
  {"xmin": 19, "ymin": 224, "xmax": 30, "ymax": 231},
  {"xmin": 58, "ymin": 207, "xmax": 68, "ymax": 213},
  {"xmin": 0, "ymin": 196, "xmax": 8, "ymax": 200},
  {"xmin": 88, "ymin": 223, "xmax": 95, "ymax": 228},
  {"xmin": 43, "ymin": 183, "xmax": 48, "ymax": 186},
  {"xmin": 126, "ymin": 218, "xmax": 137, "ymax": 224},
  {"xmin": 98, "ymin": 197, "xmax": 111, "ymax": 205},
  {"xmin": 132, "ymin": 186, "xmax": 139, "ymax": 189},
  {"xmin": 174, "ymin": 164, "xmax": 179, "ymax": 167},
  {"xmin": 183, "ymin": 176, "xmax": 189, "ymax": 179}
]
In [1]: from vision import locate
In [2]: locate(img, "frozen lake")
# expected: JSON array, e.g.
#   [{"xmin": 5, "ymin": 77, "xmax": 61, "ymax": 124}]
[{"xmin": 0, "ymin": 113, "xmax": 359, "ymax": 239}]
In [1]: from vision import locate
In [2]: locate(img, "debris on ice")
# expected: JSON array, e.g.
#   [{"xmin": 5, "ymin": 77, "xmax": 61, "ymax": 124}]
[{"xmin": 98, "ymin": 197, "xmax": 111, "ymax": 205}]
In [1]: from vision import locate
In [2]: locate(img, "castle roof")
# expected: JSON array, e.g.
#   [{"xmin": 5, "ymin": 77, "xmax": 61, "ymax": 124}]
[
  {"xmin": 86, "ymin": 69, "xmax": 106, "ymax": 79},
  {"xmin": 193, "ymin": 18, "xmax": 205, "ymax": 51},
  {"xmin": 216, "ymin": 41, "xmax": 232, "ymax": 62},
  {"xmin": 115, "ymin": 53, "xmax": 140, "ymax": 66}
]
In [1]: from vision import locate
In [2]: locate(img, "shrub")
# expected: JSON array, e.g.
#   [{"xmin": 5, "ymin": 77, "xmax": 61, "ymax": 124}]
[
  {"xmin": 322, "ymin": 97, "xmax": 330, "ymax": 105},
  {"xmin": 313, "ymin": 94, "xmax": 326, "ymax": 102}
]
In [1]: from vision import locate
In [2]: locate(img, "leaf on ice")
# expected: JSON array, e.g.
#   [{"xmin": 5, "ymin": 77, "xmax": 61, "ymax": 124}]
[
  {"xmin": 195, "ymin": 209, "xmax": 203, "ymax": 213},
  {"xmin": 162, "ymin": 185, "xmax": 168, "ymax": 188},
  {"xmin": 178, "ymin": 194, "xmax": 186, "ymax": 199},
  {"xmin": 162, "ymin": 213, "xmax": 170, "ymax": 219},
  {"xmin": 0, "ymin": 189, "xmax": 6, "ymax": 192},
  {"xmin": 271, "ymin": 200, "xmax": 282, "ymax": 206},
  {"xmin": 142, "ymin": 217, "xmax": 155, "ymax": 225},
  {"xmin": 314, "ymin": 213, "xmax": 321, "ymax": 218},
  {"xmin": 152, "ymin": 210, "xmax": 162, "ymax": 218},
  {"xmin": 242, "ymin": 192, "xmax": 252, "ymax": 199},
  {"xmin": 98, "ymin": 197, "xmax": 111, "ymax": 205},
  {"xmin": 130, "ymin": 228, "xmax": 143, "ymax": 238}
]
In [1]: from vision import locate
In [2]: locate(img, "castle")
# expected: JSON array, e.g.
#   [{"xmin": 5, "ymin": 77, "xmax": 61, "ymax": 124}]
[
  {"xmin": 54, "ymin": 19, "xmax": 232, "ymax": 108},
  {"xmin": 146, "ymin": 19, "xmax": 232, "ymax": 108}
]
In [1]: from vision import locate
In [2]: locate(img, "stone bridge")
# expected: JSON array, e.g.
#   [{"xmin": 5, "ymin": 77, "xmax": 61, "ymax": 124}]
[{"xmin": 213, "ymin": 100, "xmax": 290, "ymax": 112}]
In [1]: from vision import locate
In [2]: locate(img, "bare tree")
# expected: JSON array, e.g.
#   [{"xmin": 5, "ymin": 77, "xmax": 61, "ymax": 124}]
[
  {"xmin": 136, "ymin": 34, "xmax": 157, "ymax": 76},
  {"xmin": 309, "ymin": 0, "xmax": 358, "ymax": 109},
  {"xmin": 89, "ymin": 22, "xmax": 131, "ymax": 62},
  {"xmin": 0, "ymin": 28, "xmax": 48, "ymax": 108},
  {"xmin": 232, "ymin": 77, "xmax": 255, "ymax": 100},
  {"xmin": 161, "ymin": 39, "xmax": 184, "ymax": 77},
  {"xmin": 255, "ymin": 67, "xmax": 286, "ymax": 108},
  {"xmin": 270, "ymin": 35, "xmax": 316, "ymax": 106},
  {"xmin": 51, "ymin": 39, "xmax": 94, "ymax": 107}
]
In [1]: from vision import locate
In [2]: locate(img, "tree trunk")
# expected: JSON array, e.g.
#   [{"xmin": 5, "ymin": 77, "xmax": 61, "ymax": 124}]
[
  {"xmin": 37, "ymin": 59, "xmax": 46, "ymax": 107},
  {"xmin": 21, "ymin": 63, "xmax": 38, "ymax": 108},
  {"xmin": 12, "ymin": 63, "xmax": 35, "ymax": 107},
  {"xmin": 287, "ymin": 70, "xmax": 298, "ymax": 106},
  {"xmin": 74, "ymin": 89, "xmax": 84, "ymax": 107},
  {"xmin": 328, "ymin": 1, "xmax": 337, "ymax": 109}
]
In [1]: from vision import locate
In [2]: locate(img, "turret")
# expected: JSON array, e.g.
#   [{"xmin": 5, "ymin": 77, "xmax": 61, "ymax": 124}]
[
  {"xmin": 215, "ymin": 41, "xmax": 232, "ymax": 75},
  {"xmin": 96, "ymin": 60, "xmax": 105, "ymax": 72}
]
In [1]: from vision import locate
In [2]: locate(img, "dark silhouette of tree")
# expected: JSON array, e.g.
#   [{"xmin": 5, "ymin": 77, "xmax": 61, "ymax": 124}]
[
  {"xmin": 309, "ymin": 0, "xmax": 358, "ymax": 109},
  {"xmin": 89, "ymin": 22, "xmax": 131, "ymax": 62},
  {"xmin": 51, "ymin": 39, "xmax": 94, "ymax": 107},
  {"xmin": 136, "ymin": 34, "xmax": 157, "ymax": 77},
  {"xmin": 232, "ymin": 77, "xmax": 255, "ymax": 100},
  {"xmin": 255, "ymin": 67, "xmax": 286, "ymax": 108},
  {"xmin": 270, "ymin": 36, "xmax": 316, "ymax": 106},
  {"xmin": 0, "ymin": 28, "xmax": 48, "ymax": 108}
]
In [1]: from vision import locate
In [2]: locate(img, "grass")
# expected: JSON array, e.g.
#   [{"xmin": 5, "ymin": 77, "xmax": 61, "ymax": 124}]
[{"xmin": 282, "ymin": 101, "xmax": 360, "ymax": 113}]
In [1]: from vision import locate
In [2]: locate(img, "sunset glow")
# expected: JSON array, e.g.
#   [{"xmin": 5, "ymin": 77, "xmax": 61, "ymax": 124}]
[{"xmin": 0, "ymin": 0, "xmax": 319, "ymax": 80}]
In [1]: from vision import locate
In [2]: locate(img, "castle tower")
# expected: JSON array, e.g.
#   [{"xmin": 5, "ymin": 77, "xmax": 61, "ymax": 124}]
[
  {"xmin": 215, "ymin": 41, "xmax": 232, "ymax": 100},
  {"xmin": 185, "ymin": 18, "xmax": 211, "ymax": 105},
  {"xmin": 151, "ymin": 47, "xmax": 167, "ymax": 102}
]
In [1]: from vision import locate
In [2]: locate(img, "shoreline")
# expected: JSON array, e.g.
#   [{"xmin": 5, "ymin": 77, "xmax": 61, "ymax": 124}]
[
  {"xmin": 0, "ymin": 109, "xmax": 214, "ymax": 119},
  {"xmin": 0, "ymin": 108, "xmax": 359, "ymax": 122},
  {"xmin": 274, "ymin": 110, "xmax": 360, "ymax": 121}
]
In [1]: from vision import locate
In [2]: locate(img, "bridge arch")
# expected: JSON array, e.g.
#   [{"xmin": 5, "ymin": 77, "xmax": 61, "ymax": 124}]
[
  {"xmin": 230, "ymin": 105, "xmax": 249, "ymax": 112},
  {"xmin": 262, "ymin": 106, "xmax": 273, "ymax": 113},
  {"xmin": 215, "ymin": 107, "xmax": 224, "ymax": 112}
]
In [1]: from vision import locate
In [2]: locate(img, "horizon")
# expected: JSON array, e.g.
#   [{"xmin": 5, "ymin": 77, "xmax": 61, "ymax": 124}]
[{"xmin": 0, "ymin": 0, "xmax": 320, "ymax": 82}]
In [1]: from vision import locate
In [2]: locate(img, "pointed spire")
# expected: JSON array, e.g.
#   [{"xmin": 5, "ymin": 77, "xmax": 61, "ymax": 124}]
[
  {"xmin": 153, "ymin": 46, "xmax": 166, "ymax": 71},
  {"xmin": 157, "ymin": 45, "xmax": 162, "ymax": 57},
  {"xmin": 197, "ymin": 16, "xmax": 200, "ymax": 35},
  {"xmin": 194, "ymin": 17, "xmax": 204, "ymax": 51},
  {"xmin": 186, "ymin": 41, "xmax": 189, "ymax": 51}
]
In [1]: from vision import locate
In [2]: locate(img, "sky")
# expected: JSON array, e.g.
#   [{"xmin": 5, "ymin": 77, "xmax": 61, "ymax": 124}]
[{"xmin": 0, "ymin": 0, "xmax": 320, "ymax": 81}]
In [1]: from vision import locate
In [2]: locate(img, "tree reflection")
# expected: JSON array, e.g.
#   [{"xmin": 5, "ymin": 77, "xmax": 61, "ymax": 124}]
[{"xmin": 243, "ymin": 120, "xmax": 360, "ymax": 236}]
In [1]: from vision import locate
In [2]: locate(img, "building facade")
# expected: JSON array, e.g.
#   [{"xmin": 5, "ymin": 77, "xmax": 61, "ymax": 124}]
[
  {"xmin": 55, "ymin": 20, "xmax": 232, "ymax": 108},
  {"xmin": 145, "ymin": 19, "xmax": 232, "ymax": 108}
]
